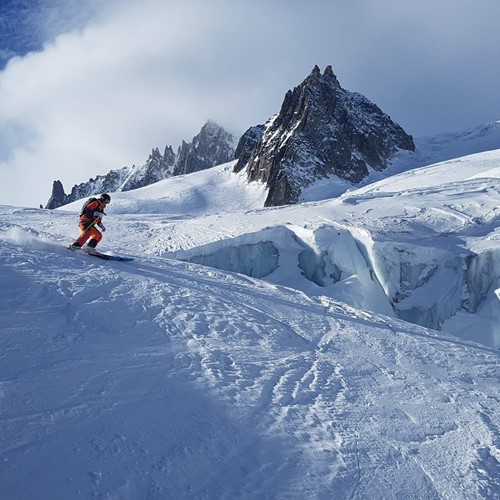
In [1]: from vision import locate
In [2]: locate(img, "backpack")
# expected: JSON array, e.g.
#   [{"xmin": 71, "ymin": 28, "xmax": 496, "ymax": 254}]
[{"xmin": 79, "ymin": 197, "xmax": 97, "ymax": 217}]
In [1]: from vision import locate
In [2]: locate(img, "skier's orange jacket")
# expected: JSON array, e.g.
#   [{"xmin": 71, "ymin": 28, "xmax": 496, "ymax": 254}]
[
  {"xmin": 79, "ymin": 198, "xmax": 107, "ymax": 228},
  {"xmin": 75, "ymin": 198, "xmax": 107, "ymax": 246}
]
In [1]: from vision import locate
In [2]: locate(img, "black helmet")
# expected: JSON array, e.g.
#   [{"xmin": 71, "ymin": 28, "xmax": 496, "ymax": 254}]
[{"xmin": 100, "ymin": 193, "xmax": 111, "ymax": 203}]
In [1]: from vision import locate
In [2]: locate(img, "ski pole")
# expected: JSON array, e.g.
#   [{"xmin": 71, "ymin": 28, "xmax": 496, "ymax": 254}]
[{"xmin": 82, "ymin": 217, "xmax": 99, "ymax": 235}]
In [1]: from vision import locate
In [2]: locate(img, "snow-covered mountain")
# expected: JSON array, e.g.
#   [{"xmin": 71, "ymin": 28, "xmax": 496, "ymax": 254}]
[
  {"xmin": 46, "ymin": 65, "xmax": 418, "ymax": 210},
  {"xmin": 235, "ymin": 65, "xmax": 415, "ymax": 206},
  {"xmin": 47, "ymin": 67, "xmax": 499, "ymax": 214},
  {"xmin": 1, "ymin": 125, "xmax": 499, "ymax": 497},
  {"xmin": 45, "ymin": 121, "xmax": 238, "ymax": 209}
]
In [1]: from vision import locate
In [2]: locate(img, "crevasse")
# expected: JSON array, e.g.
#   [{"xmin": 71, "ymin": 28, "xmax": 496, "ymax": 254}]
[{"xmin": 168, "ymin": 224, "xmax": 500, "ymax": 348}]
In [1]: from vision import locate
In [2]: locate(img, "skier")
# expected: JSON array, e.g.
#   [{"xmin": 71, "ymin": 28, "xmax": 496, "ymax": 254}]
[{"xmin": 69, "ymin": 193, "xmax": 111, "ymax": 250}]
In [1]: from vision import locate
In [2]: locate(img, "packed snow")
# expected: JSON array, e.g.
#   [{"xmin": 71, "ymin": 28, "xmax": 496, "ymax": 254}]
[{"xmin": 1, "ymin": 127, "xmax": 500, "ymax": 498}]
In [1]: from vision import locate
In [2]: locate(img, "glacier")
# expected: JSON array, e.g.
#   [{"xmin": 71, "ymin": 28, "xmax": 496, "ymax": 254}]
[
  {"xmin": 166, "ymin": 220, "xmax": 500, "ymax": 348},
  {"xmin": 149, "ymin": 152, "xmax": 500, "ymax": 349}
]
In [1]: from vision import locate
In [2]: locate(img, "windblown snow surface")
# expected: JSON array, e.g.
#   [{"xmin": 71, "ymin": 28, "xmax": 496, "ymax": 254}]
[{"xmin": 1, "ymin": 138, "xmax": 500, "ymax": 498}]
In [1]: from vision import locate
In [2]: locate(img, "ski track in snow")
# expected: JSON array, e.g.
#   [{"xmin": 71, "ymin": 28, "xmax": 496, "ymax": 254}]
[{"xmin": 0, "ymin": 231, "xmax": 499, "ymax": 499}]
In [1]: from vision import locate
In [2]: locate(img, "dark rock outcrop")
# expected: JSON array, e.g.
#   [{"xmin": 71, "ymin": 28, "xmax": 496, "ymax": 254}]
[
  {"xmin": 235, "ymin": 65, "xmax": 415, "ymax": 206},
  {"xmin": 174, "ymin": 121, "xmax": 238, "ymax": 176},
  {"xmin": 234, "ymin": 125, "xmax": 264, "ymax": 169},
  {"xmin": 45, "ymin": 180, "xmax": 66, "ymax": 209}
]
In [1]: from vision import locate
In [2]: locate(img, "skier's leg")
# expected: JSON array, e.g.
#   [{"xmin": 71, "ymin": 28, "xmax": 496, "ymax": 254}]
[
  {"xmin": 74, "ymin": 225, "xmax": 91, "ymax": 247},
  {"xmin": 85, "ymin": 227, "xmax": 103, "ymax": 248},
  {"xmin": 74, "ymin": 225, "xmax": 101, "ymax": 247}
]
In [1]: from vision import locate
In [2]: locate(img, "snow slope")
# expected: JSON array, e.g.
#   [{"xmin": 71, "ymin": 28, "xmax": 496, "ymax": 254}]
[
  {"xmin": 1, "ymin": 131, "xmax": 500, "ymax": 498},
  {"xmin": 1, "ymin": 221, "xmax": 499, "ymax": 499}
]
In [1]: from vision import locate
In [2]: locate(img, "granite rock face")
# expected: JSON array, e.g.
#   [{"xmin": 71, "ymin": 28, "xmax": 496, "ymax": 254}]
[
  {"xmin": 45, "ymin": 180, "xmax": 66, "ymax": 209},
  {"xmin": 234, "ymin": 65, "xmax": 415, "ymax": 206},
  {"xmin": 234, "ymin": 125, "xmax": 264, "ymax": 167},
  {"xmin": 174, "ymin": 121, "xmax": 238, "ymax": 176},
  {"xmin": 121, "ymin": 146, "xmax": 176, "ymax": 192}
]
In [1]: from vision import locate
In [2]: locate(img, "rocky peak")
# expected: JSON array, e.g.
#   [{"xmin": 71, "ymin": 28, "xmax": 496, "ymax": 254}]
[
  {"xmin": 235, "ymin": 65, "xmax": 415, "ymax": 206},
  {"xmin": 174, "ymin": 121, "xmax": 238, "ymax": 176},
  {"xmin": 305, "ymin": 64, "xmax": 340, "ymax": 89}
]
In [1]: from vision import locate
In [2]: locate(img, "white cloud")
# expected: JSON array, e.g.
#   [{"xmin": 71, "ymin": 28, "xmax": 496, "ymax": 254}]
[
  {"xmin": 1, "ymin": 0, "xmax": 500, "ymax": 207},
  {"xmin": 0, "ymin": 0, "xmax": 299, "ymax": 206}
]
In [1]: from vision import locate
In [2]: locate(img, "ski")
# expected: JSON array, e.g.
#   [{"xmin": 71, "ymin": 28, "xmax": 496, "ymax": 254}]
[
  {"xmin": 85, "ymin": 249, "xmax": 134, "ymax": 262},
  {"xmin": 67, "ymin": 245, "xmax": 134, "ymax": 262}
]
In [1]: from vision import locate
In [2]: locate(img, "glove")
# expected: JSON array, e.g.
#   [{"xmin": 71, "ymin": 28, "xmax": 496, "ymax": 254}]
[
  {"xmin": 98, "ymin": 223, "xmax": 106, "ymax": 232},
  {"xmin": 93, "ymin": 211, "xmax": 105, "ymax": 217}
]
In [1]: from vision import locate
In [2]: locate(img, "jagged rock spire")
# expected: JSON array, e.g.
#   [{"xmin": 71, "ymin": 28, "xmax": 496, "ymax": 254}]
[
  {"xmin": 234, "ymin": 65, "xmax": 415, "ymax": 206},
  {"xmin": 45, "ymin": 180, "xmax": 66, "ymax": 209},
  {"xmin": 323, "ymin": 65, "xmax": 340, "ymax": 87},
  {"xmin": 303, "ymin": 65, "xmax": 340, "ymax": 88}
]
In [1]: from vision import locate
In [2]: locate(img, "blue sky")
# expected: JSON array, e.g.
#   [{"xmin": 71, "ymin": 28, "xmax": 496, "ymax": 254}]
[{"xmin": 1, "ymin": 0, "xmax": 500, "ymax": 206}]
